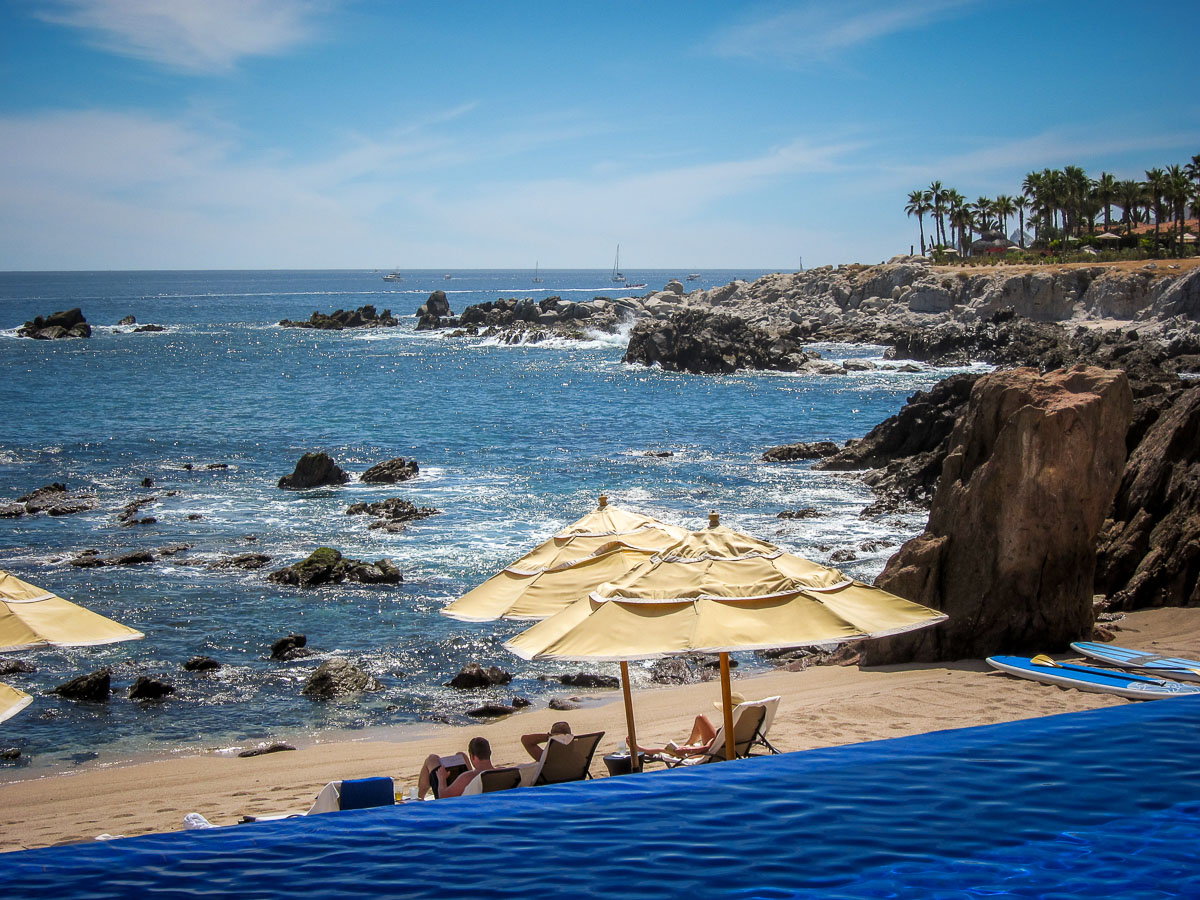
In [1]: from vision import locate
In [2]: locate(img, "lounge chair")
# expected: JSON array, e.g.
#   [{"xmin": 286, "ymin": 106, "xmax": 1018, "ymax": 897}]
[
  {"xmin": 459, "ymin": 766, "xmax": 524, "ymax": 796},
  {"xmin": 240, "ymin": 776, "xmax": 396, "ymax": 822},
  {"xmin": 744, "ymin": 695, "xmax": 781, "ymax": 755},
  {"xmin": 518, "ymin": 730, "xmax": 605, "ymax": 787},
  {"xmin": 656, "ymin": 704, "xmax": 766, "ymax": 768}
]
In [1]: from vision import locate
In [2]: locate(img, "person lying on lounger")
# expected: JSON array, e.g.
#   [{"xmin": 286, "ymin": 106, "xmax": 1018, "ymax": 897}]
[
  {"xmin": 638, "ymin": 692, "xmax": 745, "ymax": 757},
  {"xmin": 417, "ymin": 736, "xmax": 496, "ymax": 799},
  {"xmin": 520, "ymin": 720, "xmax": 573, "ymax": 761}
]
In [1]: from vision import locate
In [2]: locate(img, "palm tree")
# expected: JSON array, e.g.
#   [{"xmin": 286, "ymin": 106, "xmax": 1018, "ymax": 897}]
[
  {"xmin": 994, "ymin": 195, "xmax": 1015, "ymax": 237},
  {"xmin": 1022, "ymin": 171, "xmax": 1044, "ymax": 241},
  {"xmin": 1165, "ymin": 165, "xmax": 1190, "ymax": 255},
  {"xmin": 905, "ymin": 189, "xmax": 932, "ymax": 255},
  {"xmin": 973, "ymin": 197, "xmax": 995, "ymax": 232},
  {"xmin": 950, "ymin": 205, "xmax": 975, "ymax": 255},
  {"xmin": 1013, "ymin": 195, "xmax": 1029, "ymax": 247},
  {"xmin": 928, "ymin": 181, "xmax": 947, "ymax": 248},
  {"xmin": 1093, "ymin": 172, "xmax": 1117, "ymax": 233},
  {"xmin": 1062, "ymin": 166, "xmax": 1090, "ymax": 237},
  {"xmin": 1117, "ymin": 179, "xmax": 1144, "ymax": 235},
  {"xmin": 1145, "ymin": 168, "xmax": 1167, "ymax": 238}
]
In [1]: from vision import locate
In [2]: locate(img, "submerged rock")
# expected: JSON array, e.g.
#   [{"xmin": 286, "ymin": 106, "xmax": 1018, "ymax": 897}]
[
  {"xmin": 762, "ymin": 441, "xmax": 840, "ymax": 462},
  {"xmin": 558, "ymin": 672, "xmax": 619, "ymax": 689},
  {"xmin": 446, "ymin": 663, "xmax": 513, "ymax": 689},
  {"xmin": 346, "ymin": 497, "xmax": 438, "ymax": 532},
  {"xmin": 129, "ymin": 676, "xmax": 175, "ymax": 701},
  {"xmin": 238, "ymin": 741, "xmax": 296, "ymax": 758},
  {"xmin": 278, "ymin": 304, "xmax": 398, "ymax": 330},
  {"xmin": 270, "ymin": 633, "xmax": 312, "ymax": 661},
  {"xmin": 278, "ymin": 452, "xmax": 349, "ymax": 490},
  {"xmin": 0, "ymin": 659, "xmax": 36, "ymax": 676},
  {"xmin": 864, "ymin": 366, "xmax": 1133, "ymax": 664},
  {"xmin": 54, "ymin": 668, "xmax": 111, "ymax": 702},
  {"xmin": 267, "ymin": 548, "xmax": 402, "ymax": 587},
  {"xmin": 302, "ymin": 659, "xmax": 383, "ymax": 699},
  {"xmin": 183, "ymin": 656, "xmax": 221, "ymax": 673}
]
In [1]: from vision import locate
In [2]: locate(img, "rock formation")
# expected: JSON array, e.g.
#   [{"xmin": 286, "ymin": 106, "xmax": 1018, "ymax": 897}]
[
  {"xmin": 129, "ymin": 676, "xmax": 175, "ymax": 700},
  {"xmin": 623, "ymin": 308, "xmax": 810, "ymax": 374},
  {"xmin": 345, "ymin": 497, "xmax": 438, "ymax": 532},
  {"xmin": 18, "ymin": 308, "xmax": 91, "ymax": 339},
  {"xmin": 270, "ymin": 633, "xmax": 312, "ymax": 661},
  {"xmin": 761, "ymin": 441, "xmax": 840, "ymax": 462},
  {"xmin": 302, "ymin": 659, "xmax": 384, "ymax": 699},
  {"xmin": 1095, "ymin": 384, "xmax": 1200, "ymax": 609},
  {"xmin": 360, "ymin": 457, "xmax": 419, "ymax": 484},
  {"xmin": 863, "ymin": 366, "xmax": 1133, "ymax": 664},
  {"xmin": 267, "ymin": 548, "xmax": 401, "ymax": 587},
  {"xmin": 278, "ymin": 305, "xmax": 397, "ymax": 330},
  {"xmin": 278, "ymin": 452, "xmax": 349, "ymax": 489},
  {"xmin": 54, "ymin": 668, "xmax": 111, "ymax": 702},
  {"xmin": 416, "ymin": 291, "xmax": 453, "ymax": 329},
  {"xmin": 446, "ymin": 663, "xmax": 512, "ymax": 689}
]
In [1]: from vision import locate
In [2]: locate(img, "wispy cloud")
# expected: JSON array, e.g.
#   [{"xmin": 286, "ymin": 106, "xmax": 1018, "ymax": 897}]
[
  {"xmin": 708, "ymin": 0, "xmax": 978, "ymax": 65},
  {"xmin": 33, "ymin": 0, "xmax": 331, "ymax": 73}
]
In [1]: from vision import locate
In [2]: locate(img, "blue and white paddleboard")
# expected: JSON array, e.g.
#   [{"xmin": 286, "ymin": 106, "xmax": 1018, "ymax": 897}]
[
  {"xmin": 986, "ymin": 655, "xmax": 1200, "ymax": 700},
  {"xmin": 1070, "ymin": 641, "xmax": 1200, "ymax": 682}
]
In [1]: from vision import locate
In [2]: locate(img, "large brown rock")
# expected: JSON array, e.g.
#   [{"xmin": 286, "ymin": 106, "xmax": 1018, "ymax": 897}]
[
  {"xmin": 1095, "ymin": 385, "xmax": 1200, "ymax": 609},
  {"xmin": 278, "ymin": 452, "xmax": 349, "ymax": 490},
  {"xmin": 863, "ymin": 366, "xmax": 1132, "ymax": 664}
]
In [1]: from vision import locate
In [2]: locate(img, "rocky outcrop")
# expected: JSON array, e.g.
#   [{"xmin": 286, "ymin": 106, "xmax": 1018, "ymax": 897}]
[
  {"xmin": 762, "ymin": 441, "xmax": 840, "ymax": 462},
  {"xmin": 446, "ymin": 663, "xmax": 512, "ymax": 689},
  {"xmin": 278, "ymin": 305, "xmax": 398, "ymax": 330},
  {"xmin": 208, "ymin": 552, "xmax": 273, "ymax": 570},
  {"xmin": 18, "ymin": 308, "xmax": 91, "ymax": 339},
  {"xmin": 345, "ymin": 498, "xmax": 439, "ymax": 532},
  {"xmin": 302, "ymin": 659, "xmax": 384, "ymax": 699},
  {"xmin": 238, "ymin": 741, "xmax": 296, "ymax": 757},
  {"xmin": 863, "ymin": 366, "xmax": 1133, "ymax": 664},
  {"xmin": 270, "ymin": 633, "xmax": 313, "ymax": 661},
  {"xmin": 278, "ymin": 452, "xmax": 349, "ymax": 489},
  {"xmin": 183, "ymin": 656, "xmax": 221, "ymax": 672},
  {"xmin": 416, "ymin": 291, "xmax": 453, "ymax": 329},
  {"xmin": 1095, "ymin": 385, "xmax": 1200, "ymax": 609},
  {"xmin": 467, "ymin": 697, "xmax": 532, "ymax": 718},
  {"xmin": 360, "ymin": 457, "xmax": 419, "ymax": 484},
  {"xmin": 267, "ymin": 548, "xmax": 401, "ymax": 587},
  {"xmin": 129, "ymin": 676, "xmax": 175, "ymax": 700},
  {"xmin": 556, "ymin": 672, "xmax": 619, "ymax": 689},
  {"xmin": 623, "ymin": 309, "xmax": 810, "ymax": 374},
  {"xmin": 11, "ymin": 483, "xmax": 97, "ymax": 517},
  {"xmin": 54, "ymin": 668, "xmax": 111, "ymax": 702}
]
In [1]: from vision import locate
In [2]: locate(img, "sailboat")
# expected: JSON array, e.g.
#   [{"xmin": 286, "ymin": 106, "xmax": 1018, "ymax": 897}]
[
  {"xmin": 611, "ymin": 245, "xmax": 626, "ymax": 283},
  {"xmin": 532, "ymin": 261, "xmax": 544, "ymax": 284}
]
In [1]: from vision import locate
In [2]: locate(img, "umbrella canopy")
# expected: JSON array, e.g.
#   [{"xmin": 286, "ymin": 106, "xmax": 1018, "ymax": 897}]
[
  {"xmin": 506, "ymin": 514, "xmax": 947, "ymax": 760},
  {"xmin": 0, "ymin": 569, "xmax": 144, "ymax": 652},
  {"xmin": 0, "ymin": 681, "xmax": 33, "ymax": 724},
  {"xmin": 1095, "ymin": 232, "xmax": 1122, "ymax": 241},
  {"xmin": 441, "ymin": 496, "xmax": 688, "ymax": 622}
]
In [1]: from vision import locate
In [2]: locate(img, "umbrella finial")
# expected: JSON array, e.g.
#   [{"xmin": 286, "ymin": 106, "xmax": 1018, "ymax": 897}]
[
  {"xmin": 598, "ymin": 494, "xmax": 608, "ymax": 508},
  {"xmin": 708, "ymin": 511, "xmax": 719, "ymax": 528}
]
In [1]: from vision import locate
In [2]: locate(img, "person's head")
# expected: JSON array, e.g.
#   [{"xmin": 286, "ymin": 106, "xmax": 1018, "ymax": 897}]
[
  {"xmin": 550, "ymin": 721, "xmax": 572, "ymax": 737},
  {"xmin": 467, "ymin": 736, "xmax": 491, "ymax": 763}
]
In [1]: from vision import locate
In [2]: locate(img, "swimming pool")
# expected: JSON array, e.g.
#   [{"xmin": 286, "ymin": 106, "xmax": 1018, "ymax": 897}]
[{"xmin": 3, "ymin": 697, "xmax": 1198, "ymax": 898}]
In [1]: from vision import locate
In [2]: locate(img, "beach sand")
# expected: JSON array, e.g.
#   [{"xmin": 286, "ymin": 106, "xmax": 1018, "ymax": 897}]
[{"xmin": 2, "ymin": 605, "xmax": 1198, "ymax": 854}]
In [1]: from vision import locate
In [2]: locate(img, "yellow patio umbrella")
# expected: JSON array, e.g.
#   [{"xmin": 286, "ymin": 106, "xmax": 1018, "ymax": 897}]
[
  {"xmin": 506, "ymin": 513, "xmax": 947, "ymax": 764},
  {"xmin": 0, "ymin": 569, "xmax": 145, "ymax": 652},
  {"xmin": 441, "ymin": 495, "xmax": 688, "ymax": 622},
  {"xmin": 0, "ymin": 681, "xmax": 33, "ymax": 723}
]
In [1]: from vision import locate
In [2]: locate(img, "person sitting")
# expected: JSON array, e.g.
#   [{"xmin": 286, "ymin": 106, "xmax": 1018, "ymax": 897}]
[
  {"xmin": 520, "ymin": 721, "xmax": 573, "ymax": 762},
  {"xmin": 638, "ymin": 692, "xmax": 745, "ymax": 757},
  {"xmin": 417, "ymin": 736, "xmax": 496, "ymax": 799}
]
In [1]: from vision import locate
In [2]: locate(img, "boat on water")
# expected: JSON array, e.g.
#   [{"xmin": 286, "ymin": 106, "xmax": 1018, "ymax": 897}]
[
  {"xmin": 686, "ymin": 273, "xmax": 700, "ymax": 281},
  {"xmin": 444, "ymin": 273, "xmax": 452, "ymax": 280},
  {"xmin": 625, "ymin": 282, "xmax": 648, "ymax": 289},
  {"xmin": 382, "ymin": 268, "xmax": 403, "ymax": 282},
  {"xmin": 611, "ymin": 245, "xmax": 625, "ymax": 283},
  {"xmin": 532, "ymin": 261, "xmax": 544, "ymax": 284}
]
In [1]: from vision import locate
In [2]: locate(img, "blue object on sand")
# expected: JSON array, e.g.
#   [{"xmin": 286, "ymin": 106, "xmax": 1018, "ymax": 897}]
[
  {"xmin": 1071, "ymin": 640, "xmax": 1200, "ymax": 681},
  {"xmin": 3, "ymin": 699, "xmax": 1200, "ymax": 898},
  {"xmin": 337, "ymin": 777, "xmax": 395, "ymax": 811},
  {"xmin": 988, "ymin": 654, "xmax": 1200, "ymax": 699}
]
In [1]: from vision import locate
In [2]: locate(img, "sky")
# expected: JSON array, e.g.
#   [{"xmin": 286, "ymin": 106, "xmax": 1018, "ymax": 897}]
[{"xmin": 1, "ymin": 0, "xmax": 1197, "ymax": 271}]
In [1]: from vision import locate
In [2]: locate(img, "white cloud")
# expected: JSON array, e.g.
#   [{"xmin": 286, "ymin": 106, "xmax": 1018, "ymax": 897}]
[
  {"xmin": 34, "ymin": 0, "xmax": 330, "ymax": 73},
  {"xmin": 709, "ymin": 0, "xmax": 978, "ymax": 65}
]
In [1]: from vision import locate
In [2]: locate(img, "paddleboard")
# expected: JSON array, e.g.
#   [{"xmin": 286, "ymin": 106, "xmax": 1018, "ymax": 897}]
[
  {"xmin": 986, "ymin": 655, "xmax": 1200, "ymax": 700},
  {"xmin": 1070, "ymin": 641, "xmax": 1200, "ymax": 682}
]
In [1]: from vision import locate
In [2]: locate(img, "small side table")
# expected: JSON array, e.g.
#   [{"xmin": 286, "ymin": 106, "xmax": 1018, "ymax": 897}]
[{"xmin": 602, "ymin": 752, "xmax": 645, "ymax": 776}]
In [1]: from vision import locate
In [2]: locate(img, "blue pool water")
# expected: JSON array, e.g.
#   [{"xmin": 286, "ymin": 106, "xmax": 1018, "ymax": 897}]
[
  {"xmin": 0, "ymin": 269, "xmax": 983, "ymax": 770},
  {"xmin": 2, "ymin": 699, "xmax": 1197, "ymax": 898}
]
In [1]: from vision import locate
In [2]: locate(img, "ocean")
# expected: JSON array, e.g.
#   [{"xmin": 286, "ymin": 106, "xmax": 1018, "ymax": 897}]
[{"xmin": 0, "ymin": 269, "xmax": 981, "ymax": 772}]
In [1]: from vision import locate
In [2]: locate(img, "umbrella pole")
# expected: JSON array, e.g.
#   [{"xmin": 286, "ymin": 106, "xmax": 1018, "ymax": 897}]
[
  {"xmin": 620, "ymin": 660, "xmax": 641, "ymax": 772},
  {"xmin": 719, "ymin": 652, "xmax": 735, "ymax": 761}
]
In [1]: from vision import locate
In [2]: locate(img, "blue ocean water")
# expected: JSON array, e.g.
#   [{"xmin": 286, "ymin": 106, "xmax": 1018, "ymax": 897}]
[
  {"xmin": 3, "ymin": 699, "xmax": 1198, "ymax": 898},
  {"xmin": 0, "ymin": 269, "xmax": 979, "ymax": 771}
]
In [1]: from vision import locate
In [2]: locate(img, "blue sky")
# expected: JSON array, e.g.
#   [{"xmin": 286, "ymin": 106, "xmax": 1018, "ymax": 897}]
[{"xmin": 1, "ymin": 0, "xmax": 1197, "ymax": 270}]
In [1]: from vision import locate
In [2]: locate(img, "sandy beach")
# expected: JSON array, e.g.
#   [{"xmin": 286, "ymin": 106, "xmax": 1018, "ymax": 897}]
[{"xmin": 2, "ymin": 605, "xmax": 1197, "ymax": 854}]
